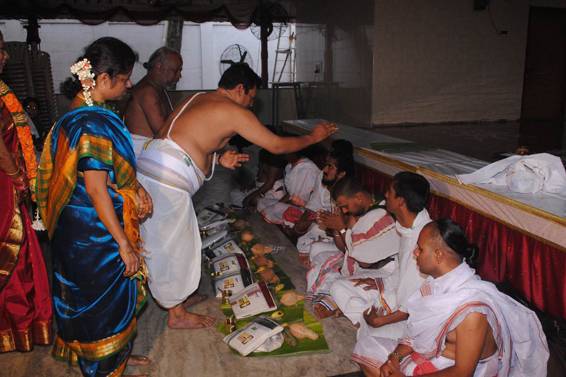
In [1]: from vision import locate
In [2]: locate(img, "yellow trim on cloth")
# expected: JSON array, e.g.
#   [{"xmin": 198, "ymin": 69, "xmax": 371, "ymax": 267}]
[
  {"xmin": 51, "ymin": 317, "xmax": 137, "ymax": 363},
  {"xmin": 0, "ymin": 201, "xmax": 23, "ymax": 291}
]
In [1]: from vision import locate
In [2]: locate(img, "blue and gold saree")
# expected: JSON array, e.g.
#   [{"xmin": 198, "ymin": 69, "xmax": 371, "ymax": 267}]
[{"xmin": 36, "ymin": 106, "xmax": 146, "ymax": 377}]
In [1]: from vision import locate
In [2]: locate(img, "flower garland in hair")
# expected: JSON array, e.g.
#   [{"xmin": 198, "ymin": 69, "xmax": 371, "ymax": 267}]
[{"xmin": 70, "ymin": 58, "xmax": 95, "ymax": 106}]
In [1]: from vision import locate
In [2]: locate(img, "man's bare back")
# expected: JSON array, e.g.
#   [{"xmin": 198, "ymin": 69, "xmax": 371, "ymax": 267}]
[
  {"xmin": 125, "ymin": 48, "xmax": 181, "ymax": 139},
  {"xmin": 125, "ymin": 78, "xmax": 172, "ymax": 138},
  {"xmin": 159, "ymin": 89, "xmax": 337, "ymax": 175}
]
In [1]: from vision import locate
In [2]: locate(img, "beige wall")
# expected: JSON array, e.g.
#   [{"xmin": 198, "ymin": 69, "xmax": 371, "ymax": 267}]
[
  {"xmin": 372, "ymin": 0, "xmax": 530, "ymax": 125},
  {"xmin": 294, "ymin": 1, "xmax": 374, "ymax": 127}
]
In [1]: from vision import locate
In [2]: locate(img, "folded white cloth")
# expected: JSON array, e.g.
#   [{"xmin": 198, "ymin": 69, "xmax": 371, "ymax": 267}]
[{"xmin": 457, "ymin": 153, "xmax": 566, "ymax": 195}]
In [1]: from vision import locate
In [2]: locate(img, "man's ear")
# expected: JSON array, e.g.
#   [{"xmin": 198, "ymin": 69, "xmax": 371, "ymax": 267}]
[
  {"xmin": 398, "ymin": 196, "xmax": 407, "ymax": 210},
  {"xmin": 434, "ymin": 247, "xmax": 443, "ymax": 264},
  {"xmin": 235, "ymin": 83, "xmax": 245, "ymax": 95}
]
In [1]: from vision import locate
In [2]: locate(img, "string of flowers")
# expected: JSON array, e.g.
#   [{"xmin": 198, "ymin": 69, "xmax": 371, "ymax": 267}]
[
  {"xmin": 0, "ymin": 81, "xmax": 38, "ymax": 199},
  {"xmin": 70, "ymin": 58, "xmax": 95, "ymax": 106}
]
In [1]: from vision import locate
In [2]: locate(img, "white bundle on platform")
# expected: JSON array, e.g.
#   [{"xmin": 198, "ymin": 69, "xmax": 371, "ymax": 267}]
[{"xmin": 457, "ymin": 153, "xmax": 566, "ymax": 195}]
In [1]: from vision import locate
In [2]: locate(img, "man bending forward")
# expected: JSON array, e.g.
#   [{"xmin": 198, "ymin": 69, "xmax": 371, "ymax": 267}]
[{"xmin": 137, "ymin": 63, "xmax": 337, "ymax": 329}]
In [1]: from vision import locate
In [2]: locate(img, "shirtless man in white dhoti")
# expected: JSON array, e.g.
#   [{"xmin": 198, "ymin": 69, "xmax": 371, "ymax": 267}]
[
  {"xmin": 137, "ymin": 63, "xmax": 337, "ymax": 329},
  {"xmin": 305, "ymin": 179, "xmax": 400, "ymax": 318},
  {"xmin": 125, "ymin": 47, "xmax": 182, "ymax": 157},
  {"xmin": 360, "ymin": 219, "xmax": 549, "ymax": 377},
  {"xmin": 342, "ymin": 172, "xmax": 430, "ymax": 349}
]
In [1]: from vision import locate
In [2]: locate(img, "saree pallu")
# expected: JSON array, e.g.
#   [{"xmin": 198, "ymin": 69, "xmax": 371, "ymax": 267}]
[
  {"xmin": 36, "ymin": 106, "xmax": 146, "ymax": 377},
  {"xmin": 0, "ymin": 89, "xmax": 52, "ymax": 353}
]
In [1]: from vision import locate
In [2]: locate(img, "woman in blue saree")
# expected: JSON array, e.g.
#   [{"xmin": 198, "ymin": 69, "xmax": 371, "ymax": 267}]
[{"xmin": 37, "ymin": 37, "xmax": 152, "ymax": 377}]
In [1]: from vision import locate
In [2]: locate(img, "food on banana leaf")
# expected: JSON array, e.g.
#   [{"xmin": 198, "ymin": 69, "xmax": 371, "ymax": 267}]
[
  {"xmin": 252, "ymin": 255, "xmax": 274, "ymax": 268},
  {"xmin": 270, "ymin": 310, "xmax": 284, "ymax": 320},
  {"xmin": 274, "ymin": 283, "xmax": 285, "ymax": 293},
  {"xmin": 288, "ymin": 322, "xmax": 319, "ymax": 340},
  {"xmin": 280, "ymin": 291, "xmax": 305, "ymax": 306},
  {"xmin": 257, "ymin": 268, "xmax": 280, "ymax": 284},
  {"xmin": 282, "ymin": 328, "xmax": 298, "ymax": 347},
  {"xmin": 251, "ymin": 243, "xmax": 273, "ymax": 256},
  {"xmin": 240, "ymin": 230, "xmax": 254, "ymax": 243}
]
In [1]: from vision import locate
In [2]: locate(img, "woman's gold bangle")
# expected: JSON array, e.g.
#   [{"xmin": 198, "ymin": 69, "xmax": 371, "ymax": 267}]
[{"xmin": 5, "ymin": 166, "xmax": 21, "ymax": 177}]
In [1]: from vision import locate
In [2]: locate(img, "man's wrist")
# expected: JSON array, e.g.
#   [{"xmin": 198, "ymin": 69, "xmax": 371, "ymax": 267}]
[{"xmin": 388, "ymin": 350, "xmax": 405, "ymax": 363}]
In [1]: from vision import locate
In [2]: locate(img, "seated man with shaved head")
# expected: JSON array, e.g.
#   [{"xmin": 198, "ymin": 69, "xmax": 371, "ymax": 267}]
[{"xmin": 357, "ymin": 219, "xmax": 549, "ymax": 377}]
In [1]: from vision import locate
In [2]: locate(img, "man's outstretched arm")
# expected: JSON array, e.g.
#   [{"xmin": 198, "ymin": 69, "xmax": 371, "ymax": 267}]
[{"xmin": 234, "ymin": 109, "xmax": 337, "ymax": 154}]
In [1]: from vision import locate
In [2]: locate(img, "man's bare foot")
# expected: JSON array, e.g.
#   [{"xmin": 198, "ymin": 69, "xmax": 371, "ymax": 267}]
[
  {"xmin": 127, "ymin": 355, "xmax": 151, "ymax": 366},
  {"xmin": 182, "ymin": 292, "xmax": 208, "ymax": 309},
  {"xmin": 298, "ymin": 254, "xmax": 310, "ymax": 269},
  {"xmin": 167, "ymin": 305, "xmax": 215, "ymax": 329}
]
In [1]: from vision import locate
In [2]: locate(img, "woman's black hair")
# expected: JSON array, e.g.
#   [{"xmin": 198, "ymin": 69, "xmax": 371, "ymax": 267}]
[
  {"xmin": 61, "ymin": 37, "xmax": 137, "ymax": 99},
  {"xmin": 435, "ymin": 218, "xmax": 478, "ymax": 265}
]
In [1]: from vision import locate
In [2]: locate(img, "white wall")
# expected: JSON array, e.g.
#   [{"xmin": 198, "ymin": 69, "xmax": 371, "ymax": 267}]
[
  {"xmin": 294, "ymin": 19, "xmax": 373, "ymax": 126},
  {"xmin": 295, "ymin": 24, "xmax": 325, "ymax": 83},
  {"xmin": 372, "ymin": 0, "xmax": 530, "ymax": 125},
  {"xmin": 0, "ymin": 20, "xmax": 167, "ymax": 93},
  {"xmin": 0, "ymin": 20, "xmax": 292, "ymax": 92}
]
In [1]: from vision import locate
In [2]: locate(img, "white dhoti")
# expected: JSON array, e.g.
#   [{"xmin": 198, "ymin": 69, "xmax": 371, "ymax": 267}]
[
  {"xmin": 352, "ymin": 335, "xmax": 499, "ymax": 375},
  {"xmin": 330, "ymin": 260, "xmax": 399, "ymax": 327},
  {"xmin": 131, "ymin": 133, "xmax": 151, "ymax": 158},
  {"xmin": 306, "ymin": 245, "xmax": 343, "ymax": 296},
  {"xmin": 256, "ymin": 179, "xmax": 286, "ymax": 214},
  {"xmin": 296, "ymin": 223, "xmax": 331, "ymax": 255},
  {"xmin": 137, "ymin": 138, "xmax": 206, "ymax": 308},
  {"xmin": 261, "ymin": 159, "xmax": 320, "ymax": 225}
]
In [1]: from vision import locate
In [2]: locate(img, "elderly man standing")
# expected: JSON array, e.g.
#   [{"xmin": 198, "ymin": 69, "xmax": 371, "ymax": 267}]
[{"xmin": 125, "ymin": 47, "xmax": 182, "ymax": 156}]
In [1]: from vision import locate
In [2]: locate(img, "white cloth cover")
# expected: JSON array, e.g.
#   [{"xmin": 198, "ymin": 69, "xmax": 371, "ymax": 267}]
[
  {"xmin": 137, "ymin": 138, "xmax": 206, "ymax": 308},
  {"xmin": 353, "ymin": 263, "xmax": 549, "ymax": 376},
  {"xmin": 131, "ymin": 133, "xmax": 151, "ymax": 158},
  {"xmin": 457, "ymin": 153, "xmax": 566, "ymax": 195}
]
